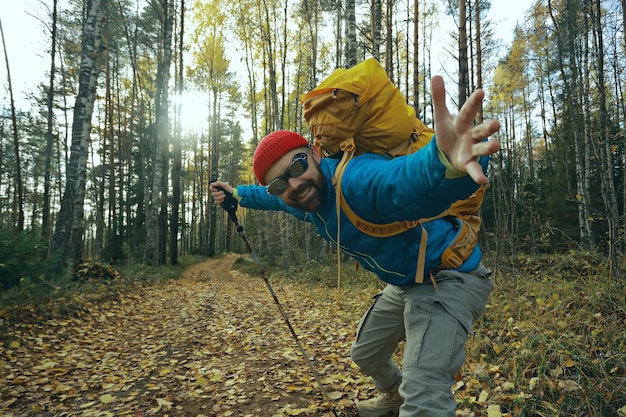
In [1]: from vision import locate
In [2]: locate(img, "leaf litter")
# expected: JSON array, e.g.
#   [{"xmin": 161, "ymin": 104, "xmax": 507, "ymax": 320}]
[
  {"xmin": 1, "ymin": 252, "xmax": 624, "ymax": 416},
  {"xmin": 0, "ymin": 255, "xmax": 367, "ymax": 416}
]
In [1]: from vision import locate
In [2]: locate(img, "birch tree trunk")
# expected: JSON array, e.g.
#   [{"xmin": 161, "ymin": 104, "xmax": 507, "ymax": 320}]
[
  {"xmin": 143, "ymin": 0, "xmax": 173, "ymax": 265},
  {"xmin": 622, "ymin": 0, "xmax": 626, "ymax": 53},
  {"xmin": 548, "ymin": 0, "xmax": 595, "ymax": 249},
  {"xmin": 170, "ymin": 0, "xmax": 185, "ymax": 265},
  {"xmin": 0, "ymin": 19, "xmax": 24, "ymax": 232},
  {"xmin": 344, "ymin": 0, "xmax": 357, "ymax": 67},
  {"xmin": 302, "ymin": 0, "xmax": 319, "ymax": 83},
  {"xmin": 593, "ymin": 0, "xmax": 619, "ymax": 278},
  {"xmin": 49, "ymin": 0, "xmax": 108, "ymax": 277}
]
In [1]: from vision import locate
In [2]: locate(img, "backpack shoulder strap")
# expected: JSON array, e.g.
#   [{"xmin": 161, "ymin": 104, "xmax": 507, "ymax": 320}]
[
  {"xmin": 335, "ymin": 164, "xmax": 489, "ymax": 282},
  {"xmin": 332, "ymin": 138, "xmax": 357, "ymax": 305},
  {"xmin": 338, "ymin": 188, "xmax": 421, "ymax": 236}
]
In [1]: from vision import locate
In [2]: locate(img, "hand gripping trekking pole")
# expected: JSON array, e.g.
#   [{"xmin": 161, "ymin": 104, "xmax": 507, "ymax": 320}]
[{"xmin": 211, "ymin": 181, "xmax": 341, "ymax": 417}]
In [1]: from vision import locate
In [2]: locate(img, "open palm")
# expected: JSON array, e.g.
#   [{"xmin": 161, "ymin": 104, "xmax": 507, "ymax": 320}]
[{"xmin": 432, "ymin": 75, "xmax": 501, "ymax": 185}]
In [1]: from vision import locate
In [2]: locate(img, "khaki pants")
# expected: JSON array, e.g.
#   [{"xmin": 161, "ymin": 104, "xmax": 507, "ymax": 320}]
[{"xmin": 350, "ymin": 264, "xmax": 493, "ymax": 417}]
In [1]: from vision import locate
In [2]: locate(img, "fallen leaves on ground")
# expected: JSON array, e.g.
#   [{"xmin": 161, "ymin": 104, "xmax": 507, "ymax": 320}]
[
  {"xmin": 1, "ymin": 253, "xmax": 624, "ymax": 416},
  {"xmin": 0, "ymin": 255, "xmax": 371, "ymax": 416}
]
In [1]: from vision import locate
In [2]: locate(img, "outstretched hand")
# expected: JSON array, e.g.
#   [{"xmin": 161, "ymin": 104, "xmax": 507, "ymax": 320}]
[{"xmin": 432, "ymin": 75, "xmax": 501, "ymax": 185}]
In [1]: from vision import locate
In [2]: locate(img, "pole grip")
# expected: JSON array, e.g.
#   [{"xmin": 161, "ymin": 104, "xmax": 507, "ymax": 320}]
[{"xmin": 210, "ymin": 179, "xmax": 239, "ymax": 223}]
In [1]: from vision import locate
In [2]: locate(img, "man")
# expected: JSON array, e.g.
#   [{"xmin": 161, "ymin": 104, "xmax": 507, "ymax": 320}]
[{"xmin": 210, "ymin": 75, "xmax": 501, "ymax": 416}]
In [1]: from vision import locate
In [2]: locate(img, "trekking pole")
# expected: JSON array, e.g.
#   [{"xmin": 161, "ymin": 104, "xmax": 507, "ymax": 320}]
[{"xmin": 211, "ymin": 181, "xmax": 341, "ymax": 417}]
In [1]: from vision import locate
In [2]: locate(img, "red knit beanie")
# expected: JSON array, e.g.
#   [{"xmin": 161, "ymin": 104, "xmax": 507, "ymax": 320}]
[{"xmin": 253, "ymin": 130, "xmax": 309, "ymax": 185}]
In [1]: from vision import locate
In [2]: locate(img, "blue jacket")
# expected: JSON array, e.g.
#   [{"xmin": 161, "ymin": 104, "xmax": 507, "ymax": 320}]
[{"xmin": 236, "ymin": 137, "xmax": 488, "ymax": 286}]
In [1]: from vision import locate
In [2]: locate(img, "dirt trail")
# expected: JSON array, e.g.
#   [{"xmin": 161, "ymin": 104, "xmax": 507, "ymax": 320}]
[{"xmin": 0, "ymin": 255, "xmax": 365, "ymax": 417}]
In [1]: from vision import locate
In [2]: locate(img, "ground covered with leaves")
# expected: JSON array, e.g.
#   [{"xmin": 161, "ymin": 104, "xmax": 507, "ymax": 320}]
[{"xmin": 0, "ymin": 252, "xmax": 625, "ymax": 416}]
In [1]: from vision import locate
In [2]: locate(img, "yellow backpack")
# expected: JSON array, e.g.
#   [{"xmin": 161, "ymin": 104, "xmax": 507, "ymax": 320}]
[{"xmin": 300, "ymin": 58, "xmax": 488, "ymax": 285}]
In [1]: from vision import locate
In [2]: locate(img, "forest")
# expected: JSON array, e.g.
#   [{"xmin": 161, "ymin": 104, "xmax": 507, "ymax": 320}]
[
  {"xmin": 0, "ymin": 0, "xmax": 625, "ymax": 416},
  {"xmin": 0, "ymin": 0, "xmax": 624, "ymax": 279}
]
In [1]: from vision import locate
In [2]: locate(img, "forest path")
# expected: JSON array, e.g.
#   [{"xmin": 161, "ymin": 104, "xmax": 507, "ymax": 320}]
[{"xmin": 1, "ymin": 254, "xmax": 368, "ymax": 417}]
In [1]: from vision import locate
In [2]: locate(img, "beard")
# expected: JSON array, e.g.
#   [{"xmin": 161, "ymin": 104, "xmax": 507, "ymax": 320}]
[
  {"xmin": 285, "ymin": 169, "xmax": 326, "ymax": 212},
  {"xmin": 288, "ymin": 182, "xmax": 321, "ymax": 212}
]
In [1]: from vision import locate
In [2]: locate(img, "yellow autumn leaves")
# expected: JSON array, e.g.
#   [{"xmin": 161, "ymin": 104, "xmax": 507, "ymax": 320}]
[{"xmin": 2, "ymin": 253, "xmax": 624, "ymax": 416}]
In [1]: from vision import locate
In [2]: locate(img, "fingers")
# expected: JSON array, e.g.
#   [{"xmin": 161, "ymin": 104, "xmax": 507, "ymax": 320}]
[
  {"xmin": 457, "ymin": 88, "xmax": 485, "ymax": 128},
  {"xmin": 469, "ymin": 124, "xmax": 501, "ymax": 185},
  {"xmin": 470, "ymin": 119, "xmax": 501, "ymax": 144},
  {"xmin": 471, "ymin": 138, "xmax": 502, "ymax": 157},
  {"xmin": 431, "ymin": 74, "xmax": 501, "ymax": 185},
  {"xmin": 466, "ymin": 161, "xmax": 489, "ymax": 185},
  {"xmin": 209, "ymin": 180, "xmax": 231, "ymax": 193},
  {"xmin": 211, "ymin": 190, "xmax": 224, "ymax": 205},
  {"xmin": 431, "ymin": 75, "xmax": 449, "ymax": 124},
  {"xmin": 209, "ymin": 181, "xmax": 230, "ymax": 205}
]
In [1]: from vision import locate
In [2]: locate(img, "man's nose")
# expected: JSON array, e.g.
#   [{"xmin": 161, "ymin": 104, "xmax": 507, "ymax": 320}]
[{"xmin": 287, "ymin": 176, "xmax": 304, "ymax": 191}]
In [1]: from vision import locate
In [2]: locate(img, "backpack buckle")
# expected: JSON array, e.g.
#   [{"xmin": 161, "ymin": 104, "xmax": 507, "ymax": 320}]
[{"xmin": 442, "ymin": 249, "xmax": 464, "ymax": 269}]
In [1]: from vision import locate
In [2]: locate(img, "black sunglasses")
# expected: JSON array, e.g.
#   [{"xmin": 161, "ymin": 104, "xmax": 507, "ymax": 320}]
[{"xmin": 266, "ymin": 152, "xmax": 309, "ymax": 195}]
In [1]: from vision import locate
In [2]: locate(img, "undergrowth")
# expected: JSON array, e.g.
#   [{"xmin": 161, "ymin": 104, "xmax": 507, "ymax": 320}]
[
  {"xmin": 237, "ymin": 251, "xmax": 626, "ymax": 417},
  {"xmin": 0, "ymin": 254, "xmax": 207, "ymax": 328},
  {"xmin": 2, "ymin": 250, "xmax": 624, "ymax": 416},
  {"xmin": 462, "ymin": 253, "xmax": 626, "ymax": 417}
]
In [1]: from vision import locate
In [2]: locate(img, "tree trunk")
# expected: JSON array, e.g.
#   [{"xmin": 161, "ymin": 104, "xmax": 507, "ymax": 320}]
[
  {"xmin": 412, "ymin": 0, "xmax": 419, "ymax": 115},
  {"xmin": 458, "ymin": 0, "xmax": 468, "ymax": 108},
  {"xmin": 0, "ymin": 19, "xmax": 25, "ymax": 232},
  {"xmin": 43, "ymin": 0, "xmax": 59, "ymax": 247},
  {"xmin": 117, "ymin": 0, "xmax": 139, "ymax": 259},
  {"xmin": 143, "ymin": 0, "xmax": 173, "ymax": 265},
  {"xmin": 385, "ymin": 0, "xmax": 394, "ymax": 80},
  {"xmin": 593, "ymin": 0, "xmax": 619, "ymax": 278},
  {"xmin": 302, "ymin": 0, "xmax": 319, "ymax": 83},
  {"xmin": 261, "ymin": 0, "xmax": 279, "ymax": 130},
  {"xmin": 170, "ymin": 0, "xmax": 185, "ymax": 266},
  {"xmin": 622, "ymin": 0, "xmax": 626, "ymax": 53},
  {"xmin": 404, "ymin": 3, "xmax": 409, "ymax": 100},
  {"xmin": 344, "ymin": 0, "xmax": 357, "ymax": 67},
  {"xmin": 107, "ymin": 48, "xmax": 116, "ymax": 261},
  {"xmin": 97, "ymin": 36, "xmax": 111, "ymax": 261},
  {"xmin": 208, "ymin": 86, "xmax": 219, "ymax": 257},
  {"xmin": 49, "ymin": 0, "xmax": 108, "ymax": 277},
  {"xmin": 547, "ymin": 0, "xmax": 595, "ymax": 250},
  {"xmin": 335, "ymin": 0, "xmax": 343, "ymax": 69},
  {"xmin": 474, "ymin": 0, "xmax": 483, "ymax": 123}
]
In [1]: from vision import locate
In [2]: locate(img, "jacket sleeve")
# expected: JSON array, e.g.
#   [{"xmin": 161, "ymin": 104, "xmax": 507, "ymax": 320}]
[
  {"xmin": 339, "ymin": 137, "xmax": 489, "ymax": 222},
  {"xmin": 236, "ymin": 185, "xmax": 309, "ymax": 221}
]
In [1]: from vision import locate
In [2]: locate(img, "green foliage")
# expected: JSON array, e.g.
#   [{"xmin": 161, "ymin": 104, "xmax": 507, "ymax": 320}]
[
  {"xmin": 0, "ymin": 230, "xmax": 47, "ymax": 291},
  {"xmin": 0, "ymin": 255, "xmax": 208, "ymax": 325},
  {"xmin": 231, "ymin": 255, "xmax": 261, "ymax": 276},
  {"xmin": 115, "ymin": 254, "xmax": 208, "ymax": 283},
  {"xmin": 234, "ymin": 251, "xmax": 625, "ymax": 416},
  {"xmin": 461, "ymin": 252, "xmax": 626, "ymax": 417},
  {"xmin": 232, "ymin": 253, "xmax": 387, "ymax": 293}
]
